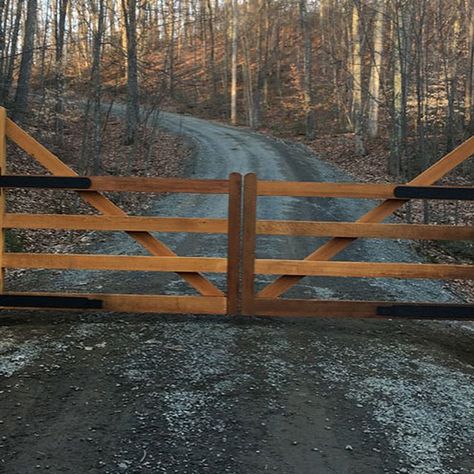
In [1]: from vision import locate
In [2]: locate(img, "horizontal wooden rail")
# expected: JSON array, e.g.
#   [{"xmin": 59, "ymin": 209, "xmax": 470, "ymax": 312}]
[
  {"xmin": 90, "ymin": 176, "xmax": 230, "ymax": 194},
  {"xmin": 4, "ymin": 214, "xmax": 228, "ymax": 234},
  {"xmin": 257, "ymin": 181, "xmax": 474, "ymax": 199},
  {"xmin": 4, "ymin": 253, "xmax": 228, "ymax": 273},
  {"xmin": 254, "ymin": 259, "xmax": 474, "ymax": 279},
  {"xmin": 257, "ymin": 181, "xmax": 396, "ymax": 198},
  {"xmin": 256, "ymin": 220, "xmax": 474, "ymax": 240},
  {"xmin": 6, "ymin": 216, "xmax": 470, "ymax": 240},
  {"xmin": 0, "ymin": 175, "xmax": 230, "ymax": 194},
  {"xmin": 0, "ymin": 292, "xmax": 227, "ymax": 314},
  {"xmin": 253, "ymin": 298, "xmax": 474, "ymax": 319}
]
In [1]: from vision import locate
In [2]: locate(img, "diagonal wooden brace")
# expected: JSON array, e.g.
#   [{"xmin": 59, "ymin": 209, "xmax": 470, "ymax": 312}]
[
  {"xmin": 259, "ymin": 136, "xmax": 474, "ymax": 298},
  {"xmin": 5, "ymin": 119, "xmax": 224, "ymax": 297}
]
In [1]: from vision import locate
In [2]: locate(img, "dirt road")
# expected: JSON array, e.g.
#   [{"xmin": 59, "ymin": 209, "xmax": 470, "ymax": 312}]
[{"xmin": 1, "ymin": 110, "xmax": 473, "ymax": 474}]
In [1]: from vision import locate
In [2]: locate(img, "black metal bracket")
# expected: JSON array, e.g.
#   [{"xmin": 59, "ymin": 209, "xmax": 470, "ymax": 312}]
[
  {"xmin": 377, "ymin": 304, "xmax": 474, "ymax": 319},
  {"xmin": 0, "ymin": 176, "xmax": 92, "ymax": 189},
  {"xmin": 394, "ymin": 186, "xmax": 474, "ymax": 200},
  {"xmin": 0, "ymin": 295, "xmax": 103, "ymax": 309}
]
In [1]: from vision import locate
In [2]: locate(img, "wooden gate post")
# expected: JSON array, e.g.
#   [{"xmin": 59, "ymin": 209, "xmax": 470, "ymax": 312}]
[
  {"xmin": 226, "ymin": 172, "xmax": 242, "ymax": 315},
  {"xmin": 242, "ymin": 173, "xmax": 257, "ymax": 315},
  {"xmin": 0, "ymin": 107, "xmax": 6, "ymax": 293}
]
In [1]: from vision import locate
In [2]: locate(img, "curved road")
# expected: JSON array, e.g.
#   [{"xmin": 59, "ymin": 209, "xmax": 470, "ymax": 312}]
[{"xmin": 0, "ymin": 110, "xmax": 473, "ymax": 474}]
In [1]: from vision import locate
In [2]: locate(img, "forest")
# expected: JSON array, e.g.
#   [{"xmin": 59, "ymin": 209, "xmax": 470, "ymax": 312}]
[{"xmin": 0, "ymin": 0, "xmax": 472, "ymax": 179}]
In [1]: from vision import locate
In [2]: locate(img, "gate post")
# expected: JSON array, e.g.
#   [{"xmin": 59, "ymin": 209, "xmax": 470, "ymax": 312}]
[
  {"xmin": 226, "ymin": 172, "xmax": 242, "ymax": 315},
  {"xmin": 242, "ymin": 173, "xmax": 257, "ymax": 315},
  {"xmin": 0, "ymin": 107, "xmax": 6, "ymax": 293}
]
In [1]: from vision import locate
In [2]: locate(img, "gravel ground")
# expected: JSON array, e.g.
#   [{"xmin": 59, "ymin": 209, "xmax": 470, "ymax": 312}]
[{"xmin": 0, "ymin": 108, "xmax": 473, "ymax": 474}]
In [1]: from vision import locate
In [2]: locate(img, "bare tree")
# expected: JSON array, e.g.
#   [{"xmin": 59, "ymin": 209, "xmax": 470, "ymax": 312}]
[
  {"xmin": 230, "ymin": 0, "xmax": 238, "ymax": 125},
  {"xmin": 464, "ymin": 0, "xmax": 473, "ymax": 135},
  {"xmin": 299, "ymin": 0, "xmax": 316, "ymax": 138},
  {"xmin": 54, "ymin": 0, "xmax": 69, "ymax": 145},
  {"xmin": 13, "ymin": 0, "xmax": 38, "ymax": 120},
  {"xmin": 121, "ymin": 0, "xmax": 140, "ymax": 145},
  {"xmin": 351, "ymin": 1, "xmax": 366, "ymax": 155},
  {"xmin": 91, "ymin": 0, "xmax": 105, "ymax": 173},
  {"xmin": 367, "ymin": 0, "xmax": 385, "ymax": 138},
  {"xmin": 1, "ymin": 0, "xmax": 24, "ymax": 104}
]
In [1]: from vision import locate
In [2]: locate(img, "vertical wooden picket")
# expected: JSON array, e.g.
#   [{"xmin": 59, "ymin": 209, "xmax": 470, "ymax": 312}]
[
  {"xmin": 226, "ymin": 172, "xmax": 242, "ymax": 315},
  {"xmin": 241, "ymin": 173, "xmax": 257, "ymax": 315},
  {"xmin": 0, "ymin": 108, "xmax": 6, "ymax": 293}
]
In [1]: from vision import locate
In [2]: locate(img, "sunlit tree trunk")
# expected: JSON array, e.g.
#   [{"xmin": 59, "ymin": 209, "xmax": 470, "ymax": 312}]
[
  {"xmin": 367, "ymin": 0, "xmax": 384, "ymax": 138},
  {"xmin": 299, "ymin": 0, "xmax": 316, "ymax": 139},
  {"xmin": 165, "ymin": 0, "xmax": 175, "ymax": 94},
  {"xmin": 230, "ymin": 0, "xmax": 238, "ymax": 125}
]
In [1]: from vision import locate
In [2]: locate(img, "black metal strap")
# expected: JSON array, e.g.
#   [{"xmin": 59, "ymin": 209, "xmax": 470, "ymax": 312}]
[
  {"xmin": 0, "ymin": 295, "xmax": 103, "ymax": 309},
  {"xmin": 377, "ymin": 304, "xmax": 474, "ymax": 319},
  {"xmin": 394, "ymin": 186, "xmax": 474, "ymax": 200},
  {"xmin": 0, "ymin": 176, "xmax": 92, "ymax": 189}
]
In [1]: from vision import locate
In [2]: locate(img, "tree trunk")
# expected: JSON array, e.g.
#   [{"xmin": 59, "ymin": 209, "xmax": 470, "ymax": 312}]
[
  {"xmin": 206, "ymin": 0, "xmax": 217, "ymax": 99},
  {"xmin": 121, "ymin": 0, "xmax": 140, "ymax": 145},
  {"xmin": 367, "ymin": 0, "xmax": 384, "ymax": 138},
  {"xmin": 230, "ymin": 0, "xmax": 238, "ymax": 125},
  {"xmin": 54, "ymin": 0, "xmax": 69, "ymax": 145},
  {"xmin": 299, "ymin": 0, "xmax": 316, "ymax": 139},
  {"xmin": 2, "ymin": 0, "xmax": 23, "ymax": 103},
  {"xmin": 351, "ymin": 1, "xmax": 366, "ymax": 155},
  {"xmin": 166, "ymin": 0, "xmax": 175, "ymax": 95},
  {"xmin": 389, "ymin": 2, "xmax": 407, "ymax": 179},
  {"xmin": 13, "ymin": 0, "xmax": 37, "ymax": 121},
  {"xmin": 91, "ymin": 0, "xmax": 105, "ymax": 174},
  {"xmin": 464, "ymin": 0, "xmax": 473, "ymax": 135}
]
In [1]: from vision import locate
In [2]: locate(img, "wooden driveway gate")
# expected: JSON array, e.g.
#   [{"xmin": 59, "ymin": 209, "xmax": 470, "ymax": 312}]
[
  {"xmin": 0, "ymin": 108, "xmax": 241, "ymax": 315},
  {"xmin": 241, "ymin": 137, "xmax": 474, "ymax": 319},
  {"xmin": 0, "ymin": 106, "xmax": 473, "ymax": 319}
]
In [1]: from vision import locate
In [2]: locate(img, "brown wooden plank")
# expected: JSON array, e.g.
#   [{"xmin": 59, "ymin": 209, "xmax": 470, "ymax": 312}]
[
  {"xmin": 0, "ymin": 108, "xmax": 6, "ymax": 293},
  {"xmin": 257, "ymin": 181, "xmax": 474, "ymax": 199},
  {"xmin": 4, "ymin": 213, "xmax": 228, "ymax": 234},
  {"xmin": 258, "ymin": 136, "xmax": 474, "ymax": 298},
  {"xmin": 88, "ymin": 176, "xmax": 229, "ymax": 193},
  {"xmin": 256, "ymin": 220, "xmax": 474, "ymax": 240},
  {"xmin": 255, "ymin": 259, "xmax": 474, "ymax": 279},
  {"xmin": 257, "ymin": 181, "xmax": 396, "ymax": 198},
  {"xmin": 226, "ymin": 173, "xmax": 242, "ymax": 315},
  {"xmin": 241, "ymin": 173, "xmax": 257, "ymax": 315},
  {"xmin": 0, "ymin": 292, "xmax": 227, "ymax": 314},
  {"xmin": 0, "ymin": 175, "xmax": 228, "ymax": 195},
  {"xmin": 4, "ymin": 253, "xmax": 228, "ymax": 273},
  {"xmin": 255, "ymin": 298, "xmax": 382, "ymax": 317},
  {"xmin": 253, "ymin": 298, "xmax": 474, "ymax": 319},
  {"xmin": 5, "ymin": 118, "xmax": 224, "ymax": 297}
]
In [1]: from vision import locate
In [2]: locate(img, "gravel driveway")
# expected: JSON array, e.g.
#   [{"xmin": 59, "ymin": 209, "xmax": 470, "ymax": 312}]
[{"xmin": 0, "ymin": 109, "xmax": 473, "ymax": 474}]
